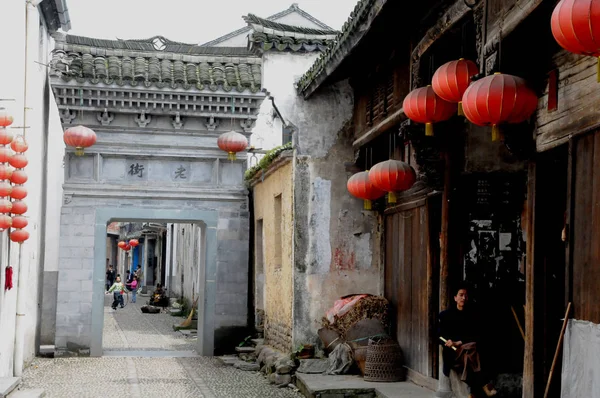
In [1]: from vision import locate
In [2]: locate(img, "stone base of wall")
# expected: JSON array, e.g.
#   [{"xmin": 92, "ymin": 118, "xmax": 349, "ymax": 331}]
[
  {"xmin": 265, "ymin": 318, "xmax": 292, "ymax": 353},
  {"xmin": 40, "ymin": 271, "xmax": 58, "ymax": 345}
]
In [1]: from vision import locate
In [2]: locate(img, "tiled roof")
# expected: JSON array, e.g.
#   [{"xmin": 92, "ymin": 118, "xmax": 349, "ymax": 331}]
[
  {"xmin": 39, "ymin": 0, "xmax": 71, "ymax": 32},
  {"xmin": 51, "ymin": 34, "xmax": 262, "ymax": 93},
  {"xmin": 297, "ymin": 0, "xmax": 386, "ymax": 97},
  {"xmin": 244, "ymin": 14, "xmax": 338, "ymax": 53},
  {"xmin": 200, "ymin": 3, "xmax": 333, "ymax": 47}
]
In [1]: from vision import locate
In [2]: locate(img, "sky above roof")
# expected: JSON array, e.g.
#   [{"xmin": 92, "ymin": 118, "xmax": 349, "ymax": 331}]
[{"xmin": 66, "ymin": 0, "xmax": 359, "ymax": 44}]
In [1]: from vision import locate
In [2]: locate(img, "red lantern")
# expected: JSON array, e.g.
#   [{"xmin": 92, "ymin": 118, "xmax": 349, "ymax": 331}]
[
  {"xmin": 64, "ymin": 125, "xmax": 97, "ymax": 156},
  {"xmin": 461, "ymin": 73, "xmax": 538, "ymax": 141},
  {"xmin": 10, "ymin": 136, "xmax": 28, "ymax": 153},
  {"xmin": 0, "ymin": 127, "xmax": 13, "ymax": 146},
  {"xmin": 11, "ymin": 200, "xmax": 27, "ymax": 215},
  {"xmin": 0, "ymin": 182, "xmax": 12, "ymax": 197},
  {"xmin": 217, "ymin": 131, "xmax": 248, "ymax": 161},
  {"xmin": 369, "ymin": 160, "xmax": 417, "ymax": 204},
  {"xmin": 0, "ymin": 109, "xmax": 13, "ymax": 128},
  {"xmin": 0, "ymin": 199, "xmax": 12, "ymax": 213},
  {"xmin": 0, "ymin": 165, "xmax": 13, "ymax": 180},
  {"xmin": 118, "ymin": 241, "xmax": 127, "ymax": 249},
  {"xmin": 12, "ymin": 216, "xmax": 27, "ymax": 229},
  {"xmin": 432, "ymin": 59, "xmax": 479, "ymax": 115},
  {"xmin": 10, "ymin": 185, "xmax": 26, "ymax": 200},
  {"xmin": 124, "ymin": 244, "xmax": 131, "ymax": 251},
  {"xmin": 0, "ymin": 147, "xmax": 11, "ymax": 163},
  {"xmin": 347, "ymin": 171, "xmax": 385, "ymax": 210},
  {"xmin": 552, "ymin": 0, "xmax": 600, "ymax": 82},
  {"xmin": 0, "ymin": 214, "xmax": 11, "ymax": 230},
  {"xmin": 10, "ymin": 229, "xmax": 29, "ymax": 244},
  {"xmin": 129, "ymin": 239, "xmax": 139, "ymax": 247},
  {"xmin": 8, "ymin": 154, "xmax": 27, "ymax": 169},
  {"xmin": 10, "ymin": 170, "xmax": 27, "ymax": 185},
  {"xmin": 403, "ymin": 86, "xmax": 457, "ymax": 136}
]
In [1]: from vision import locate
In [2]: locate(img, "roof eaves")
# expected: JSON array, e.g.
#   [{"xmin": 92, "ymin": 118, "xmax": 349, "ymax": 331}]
[
  {"xmin": 297, "ymin": 0, "xmax": 387, "ymax": 99},
  {"xmin": 200, "ymin": 3, "xmax": 332, "ymax": 46},
  {"xmin": 243, "ymin": 14, "xmax": 339, "ymax": 37},
  {"xmin": 39, "ymin": 0, "xmax": 71, "ymax": 32},
  {"xmin": 54, "ymin": 0, "xmax": 71, "ymax": 31}
]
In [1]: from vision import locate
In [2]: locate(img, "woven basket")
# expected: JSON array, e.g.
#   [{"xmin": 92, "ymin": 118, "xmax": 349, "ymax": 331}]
[{"xmin": 364, "ymin": 338, "xmax": 405, "ymax": 382}]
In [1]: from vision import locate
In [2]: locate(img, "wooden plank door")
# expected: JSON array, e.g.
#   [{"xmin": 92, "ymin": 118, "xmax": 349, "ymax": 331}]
[{"xmin": 384, "ymin": 200, "xmax": 436, "ymax": 377}]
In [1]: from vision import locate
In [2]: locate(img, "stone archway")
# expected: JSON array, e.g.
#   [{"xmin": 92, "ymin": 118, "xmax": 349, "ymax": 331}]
[{"xmin": 89, "ymin": 208, "xmax": 217, "ymax": 356}]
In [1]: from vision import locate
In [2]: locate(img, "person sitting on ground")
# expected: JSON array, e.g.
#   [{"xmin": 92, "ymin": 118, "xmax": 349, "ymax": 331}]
[
  {"xmin": 107, "ymin": 276, "xmax": 128, "ymax": 310},
  {"xmin": 438, "ymin": 282, "xmax": 497, "ymax": 398}
]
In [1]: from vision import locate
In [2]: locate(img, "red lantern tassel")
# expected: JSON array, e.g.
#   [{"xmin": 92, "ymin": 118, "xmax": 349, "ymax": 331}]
[
  {"xmin": 457, "ymin": 101, "xmax": 464, "ymax": 116},
  {"xmin": 425, "ymin": 123, "xmax": 434, "ymax": 136},
  {"xmin": 491, "ymin": 125, "xmax": 500, "ymax": 142},
  {"xmin": 228, "ymin": 152, "xmax": 236, "ymax": 161},
  {"xmin": 363, "ymin": 200, "xmax": 372, "ymax": 210},
  {"xmin": 5, "ymin": 265, "xmax": 13, "ymax": 290},
  {"xmin": 388, "ymin": 192, "xmax": 397, "ymax": 204}
]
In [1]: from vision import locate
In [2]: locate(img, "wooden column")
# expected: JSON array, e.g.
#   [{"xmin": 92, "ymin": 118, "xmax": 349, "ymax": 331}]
[
  {"xmin": 437, "ymin": 150, "xmax": 453, "ymax": 397},
  {"xmin": 523, "ymin": 160, "xmax": 536, "ymax": 398}
]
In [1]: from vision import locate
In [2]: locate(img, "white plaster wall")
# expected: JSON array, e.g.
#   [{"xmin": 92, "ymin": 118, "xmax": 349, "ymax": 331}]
[
  {"xmin": 252, "ymin": 52, "xmax": 320, "ymax": 152},
  {"xmin": 0, "ymin": 2, "xmax": 63, "ymax": 376}
]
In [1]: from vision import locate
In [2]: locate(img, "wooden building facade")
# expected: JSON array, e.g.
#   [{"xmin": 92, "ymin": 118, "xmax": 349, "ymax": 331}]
[{"xmin": 298, "ymin": 0, "xmax": 600, "ymax": 397}]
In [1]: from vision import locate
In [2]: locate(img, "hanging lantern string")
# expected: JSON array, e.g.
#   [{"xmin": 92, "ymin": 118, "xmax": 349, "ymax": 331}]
[
  {"xmin": 364, "ymin": 147, "xmax": 367, "ymax": 171},
  {"xmin": 388, "ymin": 133, "xmax": 392, "ymax": 159},
  {"xmin": 79, "ymin": 89, "xmax": 83, "ymax": 120},
  {"xmin": 461, "ymin": 22, "xmax": 466, "ymax": 59},
  {"xmin": 369, "ymin": 147, "xmax": 373, "ymax": 169}
]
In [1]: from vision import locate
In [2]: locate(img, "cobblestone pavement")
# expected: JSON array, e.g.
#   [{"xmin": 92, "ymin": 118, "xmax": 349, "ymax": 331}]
[
  {"xmin": 19, "ymin": 294, "xmax": 303, "ymax": 397},
  {"xmin": 21, "ymin": 356, "xmax": 303, "ymax": 398},
  {"xmin": 102, "ymin": 293, "xmax": 196, "ymax": 351}
]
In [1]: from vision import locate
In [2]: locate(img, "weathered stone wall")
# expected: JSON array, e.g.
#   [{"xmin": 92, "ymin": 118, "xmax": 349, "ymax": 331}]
[
  {"xmin": 253, "ymin": 52, "xmax": 320, "ymax": 152},
  {"xmin": 252, "ymin": 159, "xmax": 294, "ymax": 352},
  {"xmin": 292, "ymin": 80, "xmax": 383, "ymax": 347}
]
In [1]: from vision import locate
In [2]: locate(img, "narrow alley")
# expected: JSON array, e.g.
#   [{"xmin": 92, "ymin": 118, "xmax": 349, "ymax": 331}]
[{"xmin": 15, "ymin": 296, "xmax": 302, "ymax": 398}]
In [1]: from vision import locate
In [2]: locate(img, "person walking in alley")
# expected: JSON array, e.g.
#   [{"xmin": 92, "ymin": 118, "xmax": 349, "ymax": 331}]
[
  {"xmin": 128, "ymin": 276, "xmax": 138, "ymax": 303},
  {"xmin": 438, "ymin": 283, "xmax": 497, "ymax": 398},
  {"xmin": 134, "ymin": 265, "xmax": 143, "ymax": 292},
  {"xmin": 106, "ymin": 265, "xmax": 115, "ymax": 291},
  {"xmin": 107, "ymin": 276, "xmax": 128, "ymax": 310}
]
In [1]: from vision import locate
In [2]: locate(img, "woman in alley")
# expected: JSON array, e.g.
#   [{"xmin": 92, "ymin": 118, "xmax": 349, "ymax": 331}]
[{"xmin": 107, "ymin": 276, "xmax": 128, "ymax": 310}]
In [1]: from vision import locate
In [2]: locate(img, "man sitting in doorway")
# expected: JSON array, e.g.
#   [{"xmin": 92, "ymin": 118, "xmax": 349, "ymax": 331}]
[{"xmin": 438, "ymin": 283, "xmax": 497, "ymax": 398}]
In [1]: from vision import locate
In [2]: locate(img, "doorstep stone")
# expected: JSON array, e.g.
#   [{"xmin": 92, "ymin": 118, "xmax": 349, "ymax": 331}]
[
  {"xmin": 8, "ymin": 389, "xmax": 45, "ymax": 398},
  {"xmin": 0, "ymin": 378, "xmax": 20, "ymax": 398},
  {"xmin": 235, "ymin": 346, "xmax": 256, "ymax": 353}
]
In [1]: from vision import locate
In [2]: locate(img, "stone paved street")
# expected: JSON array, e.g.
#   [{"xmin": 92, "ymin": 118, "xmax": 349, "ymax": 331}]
[
  {"xmin": 19, "ymin": 294, "xmax": 302, "ymax": 398},
  {"xmin": 102, "ymin": 293, "xmax": 196, "ymax": 352}
]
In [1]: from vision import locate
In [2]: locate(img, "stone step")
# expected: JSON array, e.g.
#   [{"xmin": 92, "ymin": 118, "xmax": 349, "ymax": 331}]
[
  {"xmin": 235, "ymin": 346, "xmax": 256, "ymax": 353},
  {"xmin": 251, "ymin": 338, "xmax": 264, "ymax": 346},
  {"xmin": 0, "ymin": 378, "xmax": 20, "ymax": 398},
  {"xmin": 8, "ymin": 389, "xmax": 45, "ymax": 398}
]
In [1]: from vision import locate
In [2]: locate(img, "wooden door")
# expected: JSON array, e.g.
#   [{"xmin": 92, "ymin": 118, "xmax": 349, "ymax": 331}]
[{"xmin": 384, "ymin": 199, "xmax": 437, "ymax": 378}]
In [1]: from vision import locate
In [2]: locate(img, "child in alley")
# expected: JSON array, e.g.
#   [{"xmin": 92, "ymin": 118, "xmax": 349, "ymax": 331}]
[{"xmin": 107, "ymin": 276, "xmax": 128, "ymax": 310}]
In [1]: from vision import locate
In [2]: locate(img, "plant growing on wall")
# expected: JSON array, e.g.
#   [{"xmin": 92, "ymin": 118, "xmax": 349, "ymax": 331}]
[{"xmin": 244, "ymin": 142, "xmax": 293, "ymax": 184}]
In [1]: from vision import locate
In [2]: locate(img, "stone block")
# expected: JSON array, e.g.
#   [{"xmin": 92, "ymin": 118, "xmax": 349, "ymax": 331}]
[{"xmin": 297, "ymin": 359, "xmax": 329, "ymax": 374}]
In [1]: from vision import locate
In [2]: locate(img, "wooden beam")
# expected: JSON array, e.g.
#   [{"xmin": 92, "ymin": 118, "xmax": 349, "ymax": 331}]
[
  {"xmin": 353, "ymin": 107, "xmax": 406, "ymax": 148},
  {"xmin": 523, "ymin": 160, "xmax": 537, "ymax": 398}
]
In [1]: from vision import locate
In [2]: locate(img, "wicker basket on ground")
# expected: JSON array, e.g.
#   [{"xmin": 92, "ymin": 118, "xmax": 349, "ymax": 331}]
[{"xmin": 364, "ymin": 337, "xmax": 405, "ymax": 382}]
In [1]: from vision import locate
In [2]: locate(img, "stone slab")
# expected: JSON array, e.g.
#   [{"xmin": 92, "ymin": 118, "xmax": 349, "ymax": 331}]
[
  {"xmin": 295, "ymin": 374, "xmax": 436, "ymax": 398},
  {"xmin": 297, "ymin": 359, "xmax": 329, "ymax": 374},
  {"xmin": 251, "ymin": 338, "xmax": 265, "ymax": 346},
  {"xmin": 102, "ymin": 350, "xmax": 198, "ymax": 358},
  {"xmin": 7, "ymin": 389, "xmax": 45, "ymax": 398},
  {"xmin": 0, "ymin": 378, "xmax": 20, "ymax": 398},
  {"xmin": 216, "ymin": 355, "xmax": 239, "ymax": 366},
  {"xmin": 235, "ymin": 346, "xmax": 256, "ymax": 353}
]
